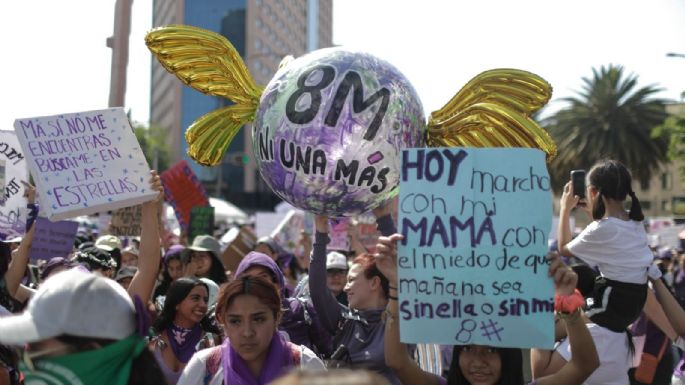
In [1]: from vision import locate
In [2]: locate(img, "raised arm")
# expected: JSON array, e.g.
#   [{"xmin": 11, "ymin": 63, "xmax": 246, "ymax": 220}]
[
  {"xmin": 127, "ymin": 171, "xmax": 163, "ymax": 304},
  {"xmin": 650, "ymin": 272, "xmax": 685, "ymax": 338},
  {"xmin": 309, "ymin": 215, "xmax": 344, "ymax": 334},
  {"xmin": 5, "ymin": 183, "xmax": 37, "ymax": 297},
  {"xmin": 378, "ymin": 233, "xmax": 442, "ymax": 385},
  {"xmin": 557, "ymin": 182, "xmax": 578, "ymax": 257},
  {"xmin": 532, "ymin": 254, "xmax": 599, "ymax": 385}
]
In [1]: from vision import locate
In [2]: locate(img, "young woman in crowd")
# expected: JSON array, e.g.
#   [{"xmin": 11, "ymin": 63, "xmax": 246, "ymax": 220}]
[
  {"xmin": 1, "ymin": 182, "xmax": 38, "ymax": 312},
  {"xmin": 558, "ymin": 160, "xmax": 651, "ymax": 333},
  {"xmin": 234, "ymin": 251, "xmax": 332, "ymax": 357},
  {"xmin": 309, "ymin": 204, "xmax": 401, "ymax": 385},
  {"xmin": 150, "ymin": 277, "xmax": 221, "ymax": 384},
  {"xmin": 376, "ymin": 234, "xmax": 600, "ymax": 385},
  {"xmin": 0, "ymin": 269, "xmax": 166, "ymax": 385},
  {"xmin": 183, "ymin": 235, "xmax": 228, "ymax": 285},
  {"xmin": 153, "ymin": 244, "xmax": 186, "ymax": 303},
  {"xmin": 178, "ymin": 275, "xmax": 325, "ymax": 385}
]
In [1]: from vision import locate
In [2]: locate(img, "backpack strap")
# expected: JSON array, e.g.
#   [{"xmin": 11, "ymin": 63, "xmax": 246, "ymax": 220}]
[{"xmin": 203, "ymin": 346, "xmax": 223, "ymax": 385}]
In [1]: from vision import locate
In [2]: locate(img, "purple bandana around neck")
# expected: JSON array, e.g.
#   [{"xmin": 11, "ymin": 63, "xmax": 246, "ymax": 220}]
[
  {"xmin": 222, "ymin": 331, "xmax": 294, "ymax": 385},
  {"xmin": 167, "ymin": 323, "xmax": 202, "ymax": 363}
]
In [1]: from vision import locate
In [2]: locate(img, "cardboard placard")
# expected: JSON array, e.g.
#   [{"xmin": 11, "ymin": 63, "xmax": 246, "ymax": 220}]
[
  {"xmin": 13, "ymin": 108, "xmax": 157, "ymax": 221},
  {"xmin": 189, "ymin": 206, "xmax": 215, "ymax": 243},
  {"xmin": 109, "ymin": 205, "xmax": 143, "ymax": 236},
  {"xmin": 160, "ymin": 160, "xmax": 209, "ymax": 231},
  {"xmin": 398, "ymin": 148, "xmax": 553, "ymax": 348},
  {"xmin": 0, "ymin": 131, "xmax": 28, "ymax": 240},
  {"xmin": 29, "ymin": 217, "xmax": 78, "ymax": 262}
]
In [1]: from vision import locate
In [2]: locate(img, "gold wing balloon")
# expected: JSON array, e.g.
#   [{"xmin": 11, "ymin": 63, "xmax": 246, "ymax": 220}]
[
  {"xmin": 426, "ymin": 69, "xmax": 557, "ymax": 160},
  {"xmin": 145, "ymin": 25, "xmax": 263, "ymax": 166}
]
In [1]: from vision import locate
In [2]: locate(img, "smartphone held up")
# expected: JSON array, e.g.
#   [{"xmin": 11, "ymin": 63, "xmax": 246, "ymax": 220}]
[{"xmin": 570, "ymin": 169, "xmax": 586, "ymax": 207}]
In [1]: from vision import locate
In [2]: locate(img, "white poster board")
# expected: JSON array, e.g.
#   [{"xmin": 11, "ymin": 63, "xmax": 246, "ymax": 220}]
[
  {"xmin": 13, "ymin": 108, "xmax": 157, "ymax": 221},
  {"xmin": 0, "ymin": 131, "xmax": 28, "ymax": 240}
]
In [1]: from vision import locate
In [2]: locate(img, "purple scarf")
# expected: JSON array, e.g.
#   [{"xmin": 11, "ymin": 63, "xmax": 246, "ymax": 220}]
[
  {"xmin": 167, "ymin": 323, "xmax": 202, "ymax": 363},
  {"xmin": 222, "ymin": 332, "xmax": 294, "ymax": 385}
]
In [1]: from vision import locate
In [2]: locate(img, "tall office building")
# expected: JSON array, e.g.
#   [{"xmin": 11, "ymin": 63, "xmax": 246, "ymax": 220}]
[{"xmin": 150, "ymin": 0, "xmax": 333, "ymax": 209}]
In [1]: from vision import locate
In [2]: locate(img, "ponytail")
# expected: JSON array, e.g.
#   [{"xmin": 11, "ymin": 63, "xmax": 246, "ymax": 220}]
[
  {"xmin": 628, "ymin": 191, "xmax": 644, "ymax": 221},
  {"xmin": 592, "ymin": 191, "xmax": 606, "ymax": 220}
]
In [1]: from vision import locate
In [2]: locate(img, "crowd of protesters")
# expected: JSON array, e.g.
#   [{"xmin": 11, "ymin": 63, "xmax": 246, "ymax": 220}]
[{"xmin": 3, "ymin": 160, "xmax": 685, "ymax": 385}]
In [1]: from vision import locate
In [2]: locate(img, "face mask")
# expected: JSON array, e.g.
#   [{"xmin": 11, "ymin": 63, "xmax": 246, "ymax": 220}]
[{"xmin": 20, "ymin": 335, "xmax": 145, "ymax": 385}]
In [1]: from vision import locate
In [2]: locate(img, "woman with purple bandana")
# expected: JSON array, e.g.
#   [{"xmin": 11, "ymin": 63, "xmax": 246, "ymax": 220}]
[
  {"xmin": 178, "ymin": 275, "xmax": 324, "ymax": 385},
  {"xmin": 233, "ymin": 251, "xmax": 333, "ymax": 358},
  {"xmin": 150, "ymin": 277, "xmax": 221, "ymax": 384}
]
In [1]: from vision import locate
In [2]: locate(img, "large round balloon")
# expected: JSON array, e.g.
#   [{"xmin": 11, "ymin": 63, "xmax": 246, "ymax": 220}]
[
  {"xmin": 252, "ymin": 48, "xmax": 425, "ymax": 216},
  {"xmin": 146, "ymin": 25, "xmax": 557, "ymax": 216}
]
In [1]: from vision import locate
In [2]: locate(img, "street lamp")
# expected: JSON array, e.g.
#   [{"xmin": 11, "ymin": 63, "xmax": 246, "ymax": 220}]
[{"xmin": 667, "ymin": 52, "xmax": 685, "ymax": 59}]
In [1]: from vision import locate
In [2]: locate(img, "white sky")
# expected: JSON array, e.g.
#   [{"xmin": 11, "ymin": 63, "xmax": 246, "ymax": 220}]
[{"xmin": 2, "ymin": 0, "xmax": 685, "ymax": 131}]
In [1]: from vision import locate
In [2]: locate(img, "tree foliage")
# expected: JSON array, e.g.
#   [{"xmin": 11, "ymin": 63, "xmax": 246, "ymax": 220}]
[{"xmin": 545, "ymin": 65, "xmax": 668, "ymax": 191}]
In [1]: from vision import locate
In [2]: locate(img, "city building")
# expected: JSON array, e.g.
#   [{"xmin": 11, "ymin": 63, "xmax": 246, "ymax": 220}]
[{"xmin": 150, "ymin": 0, "xmax": 332, "ymax": 210}]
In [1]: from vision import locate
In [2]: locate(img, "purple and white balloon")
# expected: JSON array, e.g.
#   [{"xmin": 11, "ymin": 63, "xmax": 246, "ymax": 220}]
[{"xmin": 252, "ymin": 48, "xmax": 425, "ymax": 216}]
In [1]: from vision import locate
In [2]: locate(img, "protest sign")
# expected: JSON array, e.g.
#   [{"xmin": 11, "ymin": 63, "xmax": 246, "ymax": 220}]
[
  {"xmin": 0, "ymin": 131, "xmax": 28, "ymax": 240},
  {"xmin": 328, "ymin": 217, "xmax": 350, "ymax": 251},
  {"xmin": 270, "ymin": 210, "xmax": 305, "ymax": 254},
  {"xmin": 160, "ymin": 160, "xmax": 209, "ymax": 231},
  {"xmin": 13, "ymin": 108, "xmax": 158, "ymax": 221},
  {"xmin": 29, "ymin": 217, "xmax": 78, "ymax": 262},
  {"xmin": 398, "ymin": 148, "xmax": 553, "ymax": 349},
  {"xmin": 256, "ymin": 212, "xmax": 288, "ymax": 238},
  {"xmin": 189, "ymin": 206, "xmax": 215, "ymax": 243},
  {"xmin": 110, "ymin": 205, "xmax": 143, "ymax": 236}
]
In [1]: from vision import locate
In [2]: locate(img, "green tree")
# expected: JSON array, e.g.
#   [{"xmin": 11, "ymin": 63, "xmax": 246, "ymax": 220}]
[
  {"xmin": 545, "ymin": 65, "xmax": 669, "ymax": 191},
  {"xmin": 133, "ymin": 123, "xmax": 171, "ymax": 172},
  {"xmin": 652, "ymin": 113, "xmax": 685, "ymax": 177}
]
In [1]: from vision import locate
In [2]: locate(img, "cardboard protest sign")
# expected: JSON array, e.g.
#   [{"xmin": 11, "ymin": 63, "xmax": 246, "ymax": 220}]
[
  {"xmin": 270, "ymin": 210, "xmax": 305, "ymax": 254},
  {"xmin": 110, "ymin": 205, "xmax": 143, "ymax": 236},
  {"xmin": 189, "ymin": 206, "xmax": 215, "ymax": 243},
  {"xmin": 0, "ymin": 131, "xmax": 28, "ymax": 240},
  {"xmin": 13, "ymin": 108, "xmax": 158, "ymax": 221},
  {"xmin": 29, "ymin": 217, "xmax": 78, "ymax": 262},
  {"xmin": 398, "ymin": 148, "xmax": 553, "ymax": 348},
  {"xmin": 160, "ymin": 160, "xmax": 209, "ymax": 231}
]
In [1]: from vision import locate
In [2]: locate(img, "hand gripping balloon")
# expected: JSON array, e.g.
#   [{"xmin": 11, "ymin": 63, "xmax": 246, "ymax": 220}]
[{"xmin": 146, "ymin": 25, "xmax": 556, "ymax": 216}]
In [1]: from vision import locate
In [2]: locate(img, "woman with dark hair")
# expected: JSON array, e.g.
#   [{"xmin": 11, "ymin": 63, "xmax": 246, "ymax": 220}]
[
  {"xmin": 309, "ymin": 205, "xmax": 400, "ymax": 385},
  {"xmin": 178, "ymin": 275, "xmax": 324, "ymax": 385},
  {"xmin": 153, "ymin": 244, "xmax": 186, "ymax": 303},
  {"xmin": 0, "ymin": 269, "xmax": 167, "ymax": 385},
  {"xmin": 376, "ymin": 234, "xmax": 599, "ymax": 385},
  {"xmin": 183, "ymin": 235, "xmax": 228, "ymax": 285},
  {"xmin": 150, "ymin": 277, "xmax": 221, "ymax": 384},
  {"xmin": 558, "ymin": 160, "xmax": 651, "ymax": 332}
]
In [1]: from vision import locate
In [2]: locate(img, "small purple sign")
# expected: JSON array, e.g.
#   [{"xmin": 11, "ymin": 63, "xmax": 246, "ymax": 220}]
[{"xmin": 29, "ymin": 217, "xmax": 78, "ymax": 262}]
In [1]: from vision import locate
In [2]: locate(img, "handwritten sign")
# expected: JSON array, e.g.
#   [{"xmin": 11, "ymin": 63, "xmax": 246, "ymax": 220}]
[
  {"xmin": 13, "ymin": 108, "xmax": 158, "ymax": 221},
  {"xmin": 110, "ymin": 205, "xmax": 143, "ymax": 236},
  {"xmin": 398, "ymin": 148, "xmax": 553, "ymax": 349},
  {"xmin": 189, "ymin": 206, "xmax": 215, "ymax": 243},
  {"xmin": 160, "ymin": 160, "xmax": 209, "ymax": 231},
  {"xmin": 29, "ymin": 217, "xmax": 78, "ymax": 262},
  {"xmin": 0, "ymin": 131, "xmax": 28, "ymax": 240}
]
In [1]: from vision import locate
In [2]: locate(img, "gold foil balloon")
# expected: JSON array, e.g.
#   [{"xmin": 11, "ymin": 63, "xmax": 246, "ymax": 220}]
[
  {"xmin": 426, "ymin": 69, "xmax": 557, "ymax": 159},
  {"xmin": 145, "ymin": 25, "xmax": 558, "ymax": 215},
  {"xmin": 145, "ymin": 25, "xmax": 263, "ymax": 166}
]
